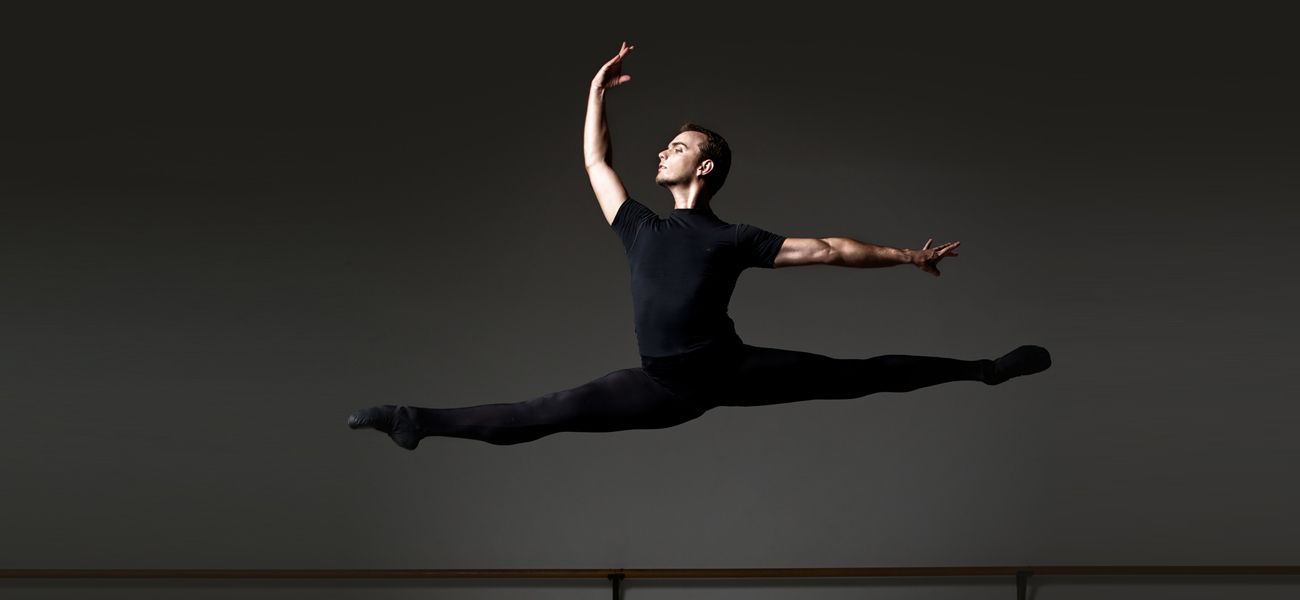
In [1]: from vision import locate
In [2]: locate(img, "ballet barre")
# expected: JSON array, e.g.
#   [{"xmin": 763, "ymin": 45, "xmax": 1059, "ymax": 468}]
[{"xmin": 6, "ymin": 565, "xmax": 1300, "ymax": 599}]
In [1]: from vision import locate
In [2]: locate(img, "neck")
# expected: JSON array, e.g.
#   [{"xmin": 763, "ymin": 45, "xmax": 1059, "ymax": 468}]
[{"xmin": 667, "ymin": 183, "xmax": 711, "ymax": 210}]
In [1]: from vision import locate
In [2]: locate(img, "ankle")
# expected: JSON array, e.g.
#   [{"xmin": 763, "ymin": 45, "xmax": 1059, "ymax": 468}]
[{"xmin": 978, "ymin": 359, "xmax": 998, "ymax": 385}]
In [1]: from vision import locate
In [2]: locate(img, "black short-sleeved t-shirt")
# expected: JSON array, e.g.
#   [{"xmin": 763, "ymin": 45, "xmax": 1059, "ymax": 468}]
[{"xmin": 610, "ymin": 197, "xmax": 787, "ymax": 358}]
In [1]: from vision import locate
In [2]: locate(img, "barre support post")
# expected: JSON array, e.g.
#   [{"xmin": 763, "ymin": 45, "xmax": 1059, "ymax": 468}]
[
  {"xmin": 1016, "ymin": 570, "xmax": 1032, "ymax": 600},
  {"xmin": 609, "ymin": 572, "xmax": 624, "ymax": 600}
]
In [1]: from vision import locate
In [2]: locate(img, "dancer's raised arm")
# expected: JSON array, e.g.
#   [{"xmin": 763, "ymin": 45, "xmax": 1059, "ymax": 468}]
[{"xmin": 584, "ymin": 42, "xmax": 634, "ymax": 225}]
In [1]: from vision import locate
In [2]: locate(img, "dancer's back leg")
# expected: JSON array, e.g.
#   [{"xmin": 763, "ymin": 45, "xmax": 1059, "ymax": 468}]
[{"xmin": 349, "ymin": 367, "xmax": 707, "ymax": 448}]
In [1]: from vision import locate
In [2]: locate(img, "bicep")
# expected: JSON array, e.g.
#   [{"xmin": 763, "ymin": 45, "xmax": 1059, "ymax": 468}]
[
  {"xmin": 586, "ymin": 162, "xmax": 629, "ymax": 225},
  {"xmin": 772, "ymin": 237, "xmax": 832, "ymax": 268}
]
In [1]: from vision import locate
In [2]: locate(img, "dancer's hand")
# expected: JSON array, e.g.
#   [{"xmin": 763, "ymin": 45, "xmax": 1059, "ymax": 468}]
[
  {"xmin": 592, "ymin": 41, "xmax": 634, "ymax": 90},
  {"xmin": 911, "ymin": 238, "xmax": 960, "ymax": 276}
]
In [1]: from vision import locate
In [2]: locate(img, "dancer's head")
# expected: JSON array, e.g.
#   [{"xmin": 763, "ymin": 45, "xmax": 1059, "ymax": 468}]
[{"xmin": 656, "ymin": 123, "xmax": 731, "ymax": 198}]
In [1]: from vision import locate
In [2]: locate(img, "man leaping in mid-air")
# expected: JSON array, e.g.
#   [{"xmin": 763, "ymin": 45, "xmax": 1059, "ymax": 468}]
[{"xmin": 348, "ymin": 42, "xmax": 1051, "ymax": 450}]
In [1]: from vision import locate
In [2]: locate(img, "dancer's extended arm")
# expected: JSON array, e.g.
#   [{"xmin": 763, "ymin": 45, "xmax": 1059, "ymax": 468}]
[
  {"xmin": 585, "ymin": 42, "xmax": 634, "ymax": 226},
  {"xmin": 774, "ymin": 236, "xmax": 960, "ymax": 276}
]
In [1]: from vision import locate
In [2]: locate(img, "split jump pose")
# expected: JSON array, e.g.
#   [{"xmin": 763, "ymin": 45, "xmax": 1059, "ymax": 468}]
[{"xmin": 348, "ymin": 42, "xmax": 1052, "ymax": 450}]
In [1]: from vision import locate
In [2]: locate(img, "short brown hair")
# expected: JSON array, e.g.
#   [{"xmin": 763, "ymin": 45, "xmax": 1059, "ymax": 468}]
[{"xmin": 679, "ymin": 122, "xmax": 731, "ymax": 196}]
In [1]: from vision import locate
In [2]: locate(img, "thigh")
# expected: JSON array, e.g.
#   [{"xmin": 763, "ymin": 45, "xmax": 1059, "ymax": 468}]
[
  {"xmin": 712, "ymin": 344, "xmax": 863, "ymax": 407},
  {"xmin": 540, "ymin": 367, "xmax": 709, "ymax": 432}
]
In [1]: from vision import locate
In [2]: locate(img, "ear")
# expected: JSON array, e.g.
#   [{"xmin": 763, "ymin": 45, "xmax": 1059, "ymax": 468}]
[{"xmin": 697, "ymin": 159, "xmax": 714, "ymax": 177}]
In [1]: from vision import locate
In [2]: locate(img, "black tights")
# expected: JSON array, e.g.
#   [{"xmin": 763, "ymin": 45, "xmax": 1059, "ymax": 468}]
[{"xmin": 399, "ymin": 340, "xmax": 992, "ymax": 446}]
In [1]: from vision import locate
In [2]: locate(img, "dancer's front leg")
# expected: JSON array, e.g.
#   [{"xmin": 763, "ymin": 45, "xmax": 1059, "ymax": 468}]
[
  {"xmin": 713, "ymin": 344, "xmax": 992, "ymax": 408},
  {"xmin": 348, "ymin": 367, "xmax": 706, "ymax": 449},
  {"xmin": 715, "ymin": 344, "xmax": 1050, "ymax": 408}
]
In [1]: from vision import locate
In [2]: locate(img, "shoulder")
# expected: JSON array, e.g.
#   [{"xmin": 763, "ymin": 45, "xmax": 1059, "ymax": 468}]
[
  {"xmin": 610, "ymin": 199, "xmax": 659, "ymax": 251},
  {"xmin": 733, "ymin": 222, "xmax": 784, "ymax": 243},
  {"xmin": 733, "ymin": 222, "xmax": 789, "ymax": 269},
  {"xmin": 611, "ymin": 198, "xmax": 657, "ymax": 228}
]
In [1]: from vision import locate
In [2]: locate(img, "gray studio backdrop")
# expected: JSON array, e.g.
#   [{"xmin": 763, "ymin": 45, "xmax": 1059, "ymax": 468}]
[{"xmin": 3, "ymin": 6, "xmax": 1297, "ymax": 600}]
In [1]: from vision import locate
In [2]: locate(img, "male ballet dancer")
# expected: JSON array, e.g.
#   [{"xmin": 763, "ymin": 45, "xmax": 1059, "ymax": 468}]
[{"xmin": 348, "ymin": 42, "xmax": 1051, "ymax": 450}]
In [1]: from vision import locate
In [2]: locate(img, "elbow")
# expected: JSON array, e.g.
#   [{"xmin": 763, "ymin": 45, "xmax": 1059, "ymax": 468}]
[
  {"xmin": 584, "ymin": 155, "xmax": 608, "ymax": 171},
  {"xmin": 818, "ymin": 239, "xmax": 842, "ymax": 266},
  {"xmin": 821, "ymin": 248, "xmax": 842, "ymax": 266}
]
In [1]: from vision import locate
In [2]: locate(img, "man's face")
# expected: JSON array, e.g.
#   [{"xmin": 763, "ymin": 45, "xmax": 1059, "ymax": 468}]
[{"xmin": 655, "ymin": 131, "xmax": 707, "ymax": 187}]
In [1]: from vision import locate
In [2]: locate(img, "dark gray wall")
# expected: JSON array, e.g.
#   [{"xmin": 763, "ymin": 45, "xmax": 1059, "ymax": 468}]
[{"xmin": 3, "ymin": 5, "xmax": 1297, "ymax": 599}]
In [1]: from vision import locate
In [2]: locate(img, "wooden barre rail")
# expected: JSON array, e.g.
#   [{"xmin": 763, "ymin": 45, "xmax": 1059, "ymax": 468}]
[{"xmin": 6, "ymin": 566, "xmax": 1300, "ymax": 600}]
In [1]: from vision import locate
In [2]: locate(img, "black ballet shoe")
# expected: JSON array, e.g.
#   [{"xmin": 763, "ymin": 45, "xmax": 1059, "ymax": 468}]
[
  {"xmin": 347, "ymin": 405, "xmax": 422, "ymax": 451},
  {"xmin": 984, "ymin": 345, "xmax": 1052, "ymax": 385}
]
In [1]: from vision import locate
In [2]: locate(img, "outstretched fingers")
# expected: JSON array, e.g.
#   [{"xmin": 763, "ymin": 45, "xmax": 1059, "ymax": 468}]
[
  {"xmin": 923, "ymin": 240, "xmax": 960, "ymax": 256},
  {"xmin": 609, "ymin": 41, "xmax": 634, "ymax": 64},
  {"xmin": 916, "ymin": 239, "xmax": 961, "ymax": 276},
  {"xmin": 595, "ymin": 41, "xmax": 635, "ymax": 88}
]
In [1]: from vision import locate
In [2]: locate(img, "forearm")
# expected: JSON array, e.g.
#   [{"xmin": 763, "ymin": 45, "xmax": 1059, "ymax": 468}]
[
  {"xmin": 583, "ymin": 86, "xmax": 612, "ymax": 168},
  {"xmin": 824, "ymin": 237, "xmax": 913, "ymax": 268}
]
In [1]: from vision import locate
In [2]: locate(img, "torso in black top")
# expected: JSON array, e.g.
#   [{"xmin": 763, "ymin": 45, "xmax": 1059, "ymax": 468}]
[{"xmin": 610, "ymin": 198, "xmax": 787, "ymax": 359}]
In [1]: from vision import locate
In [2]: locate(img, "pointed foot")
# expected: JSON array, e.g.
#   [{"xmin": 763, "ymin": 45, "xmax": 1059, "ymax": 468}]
[
  {"xmin": 985, "ymin": 345, "xmax": 1051, "ymax": 385},
  {"xmin": 347, "ymin": 405, "xmax": 422, "ymax": 450}
]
